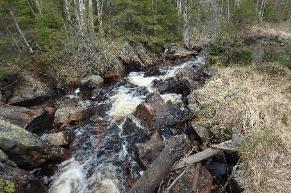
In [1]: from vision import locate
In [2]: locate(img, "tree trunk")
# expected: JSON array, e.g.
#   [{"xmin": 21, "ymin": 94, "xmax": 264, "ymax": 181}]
[
  {"xmin": 128, "ymin": 135, "xmax": 189, "ymax": 193},
  {"xmin": 9, "ymin": 10, "xmax": 34, "ymax": 54}
]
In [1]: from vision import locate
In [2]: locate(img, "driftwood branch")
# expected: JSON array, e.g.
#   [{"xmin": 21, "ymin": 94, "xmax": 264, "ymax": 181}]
[
  {"xmin": 129, "ymin": 135, "xmax": 189, "ymax": 193},
  {"xmin": 173, "ymin": 140, "xmax": 238, "ymax": 170}
]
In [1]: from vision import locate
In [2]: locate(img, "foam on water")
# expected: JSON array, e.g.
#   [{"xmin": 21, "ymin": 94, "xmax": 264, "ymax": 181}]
[
  {"xmin": 108, "ymin": 86, "xmax": 146, "ymax": 121},
  {"xmin": 161, "ymin": 93, "xmax": 183, "ymax": 103},
  {"xmin": 128, "ymin": 72, "xmax": 158, "ymax": 92},
  {"xmin": 49, "ymin": 159, "xmax": 86, "ymax": 193}
]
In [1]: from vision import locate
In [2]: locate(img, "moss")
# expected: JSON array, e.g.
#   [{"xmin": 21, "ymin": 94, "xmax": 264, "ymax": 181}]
[
  {"xmin": 0, "ymin": 68, "xmax": 13, "ymax": 80},
  {"xmin": 0, "ymin": 178, "xmax": 15, "ymax": 193}
]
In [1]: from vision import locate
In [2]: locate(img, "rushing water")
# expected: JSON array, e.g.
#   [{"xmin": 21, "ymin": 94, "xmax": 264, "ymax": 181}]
[{"xmin": 48, "ymin": 56, "xmax": 205, "ymax": 193}]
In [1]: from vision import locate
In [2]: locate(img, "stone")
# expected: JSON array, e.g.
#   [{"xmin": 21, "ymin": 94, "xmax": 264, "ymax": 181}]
[
  {"xmin": 0, "ymin": 162, "xmax": 48, "ymax": 193},
  {"xmin": 0, "ymin": 119, "xmax": 66, "ymax": 168},
  {"xmin": 134, "ymin": 94, "xmax": 193, "ymax": 132},
  {"xmin": 80, "ymin": 75, "xmax": 104, "ymax": 88},
  {"xmin": 103, "ymin": 62, "xmax": 126, "ymax": 83},
  {"xmin": 0, "ymin": 119, "xmax": 43, "ymax": 154},
  {"xmin": 41, "ymin": 131, "xmax": 71, "ymax": 146},
  {"xmin": 0, "ymin": 104, "xmax": 54, "ymax": 135},
  {"xmin": 135, "ymin": 131, "xmax": 165, "ymax": 168},
  {"xmin": 7, "ymin": 73, "xmax": 54, "ymax": 107},
  {"xmin": 54, "ymin": 97, "xmax": 95, "ymax": 129}
]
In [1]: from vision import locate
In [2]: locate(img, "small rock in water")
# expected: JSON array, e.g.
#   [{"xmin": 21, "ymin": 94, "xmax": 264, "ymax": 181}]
[{"xmin": 41, "ymin": 131, "xmax": 71, "ymax": 146}]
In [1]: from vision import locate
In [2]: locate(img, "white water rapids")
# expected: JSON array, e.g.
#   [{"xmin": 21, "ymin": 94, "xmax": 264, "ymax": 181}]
[{"xmin": 48, "ymin": 56, "xmax": 205, "ymax": 193}]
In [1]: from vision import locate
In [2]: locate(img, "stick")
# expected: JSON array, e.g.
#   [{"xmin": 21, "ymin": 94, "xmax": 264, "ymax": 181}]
[{"xmin": 173, "ymin": 140, "xmax": 238, "ymax": 170}]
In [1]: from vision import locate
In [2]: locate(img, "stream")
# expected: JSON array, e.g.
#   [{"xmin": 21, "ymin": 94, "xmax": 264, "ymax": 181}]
[{"xmin": 47, "ymin": 56, "xmax": 207, "ymax": 193}]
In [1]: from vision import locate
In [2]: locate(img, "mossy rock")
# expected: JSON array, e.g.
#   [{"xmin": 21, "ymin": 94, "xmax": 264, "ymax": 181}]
[{"xmin": 0, "ymin": 119, "xmax": 43, "ymax": 154}]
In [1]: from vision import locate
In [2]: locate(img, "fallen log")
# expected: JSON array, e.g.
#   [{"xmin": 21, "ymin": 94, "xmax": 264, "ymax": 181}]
[
  {"xmin": 173, "ymin": 140, "xmax": 238, "ymax": 170},
  {"xmin": 129, "ymin": 135, "xmax": 189, "ymax": 193}
]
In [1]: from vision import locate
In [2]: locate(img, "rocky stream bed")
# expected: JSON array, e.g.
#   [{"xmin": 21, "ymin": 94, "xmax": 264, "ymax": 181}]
[{"xmin": 0, "ymin": 47, "xmax": 242, "ymax": 193}]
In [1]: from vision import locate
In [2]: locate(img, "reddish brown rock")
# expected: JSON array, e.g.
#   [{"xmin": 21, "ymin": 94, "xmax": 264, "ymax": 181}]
[
  {"xmin": 54, "ymin": 97, "xmax": 95, "ymax": 129},
  {"xmin": 134, "ymin": 94, "xmax": 193, "ymax": 131},
  {"xmin": 135, "ymin": 131, "xmax": 165, "ymax": 168}
]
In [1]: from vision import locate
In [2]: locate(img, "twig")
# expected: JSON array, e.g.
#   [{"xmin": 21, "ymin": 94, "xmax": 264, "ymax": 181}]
[
  {"xmin": 164, "ymin": 167, "xmax": 188, "ymax": 193},
  {"xmin": 219, "ymin": 159, "xmax": 241, "ymax": 193}
]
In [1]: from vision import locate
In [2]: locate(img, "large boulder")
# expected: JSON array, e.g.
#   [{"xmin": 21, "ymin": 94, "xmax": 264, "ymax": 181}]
[
  {"xmin": 0, "ymin": 119, "xmax": 43, "ymax": 154},
  {"xmin": 0, "ymin": 162, "xmax": 48, "ymax": 193},
  {"xmin": 7, "ymin": 73, "xmax": 54, "ymax": 107},
  {"xmin": 54, "ymin": 97, "xmax": 96, "ymax": 129},
  {"xmin": 0, "ymin": 104, "xmax": 54, "ymax": 135},
  {"xmin": 134, "ymin": 94, "xmax": 193, "ymax": 132},
  {"xmin": 0, "ymin": 119, "xmax": 66, "ymax": 168}
]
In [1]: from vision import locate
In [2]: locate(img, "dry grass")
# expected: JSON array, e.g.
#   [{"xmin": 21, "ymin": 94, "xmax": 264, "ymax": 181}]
[
  {"xmin": 189, "ymin": 65, "xmax": 291, "ymax": 192},
  {"xmin": 248, "ymin": 23, "xmax": 291, "ymax": 39}
]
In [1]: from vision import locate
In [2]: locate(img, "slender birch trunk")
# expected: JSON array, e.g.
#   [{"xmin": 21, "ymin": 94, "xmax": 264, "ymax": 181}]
[{"xmin": 9, "ymin": 10, "xmax": 34, "ymax": 54}]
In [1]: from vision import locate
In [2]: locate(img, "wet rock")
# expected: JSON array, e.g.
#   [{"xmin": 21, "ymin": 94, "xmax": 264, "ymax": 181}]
[
  {"xmin": 134, "ymin": 131, "xmax": 165, "ymax": 168},
  {"xmin": 168, "ymin": 165, "xmax": 213, "ymax": 193},
  {"xmin": 134, "ymin": 94, "xmax": 193, "ymax": 131},
  {"xmin": 7, "ymin": 73, "xmax": 54, "ymax": 107},
  {"xmin": 0, "ymin": 162, "xmax": 48, "ymax": 193},
  {"xmin": 91, "ymin": 88, "xmax": 108, "ymax": 101},
  {"xmin": 0, "ymin": 104, "xmax": 55, "ymax": 135},
  {"xmin": 153, "ymin": 77, "xmax": 191, "ymax": 96},
  {"xmin": 122, "ymin": 118, "xmax": 150, "ymax": 152},
  {"xmin": 41, "ymin": 131, "xmax": 71, "ymax": 146},
  {"xmin": 54, "ymin": 97, "xmax": 95, "ymax": 129},
  {"xmin": 80, "ymin": 75, "xmax": 104, "ymax": 88}
]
